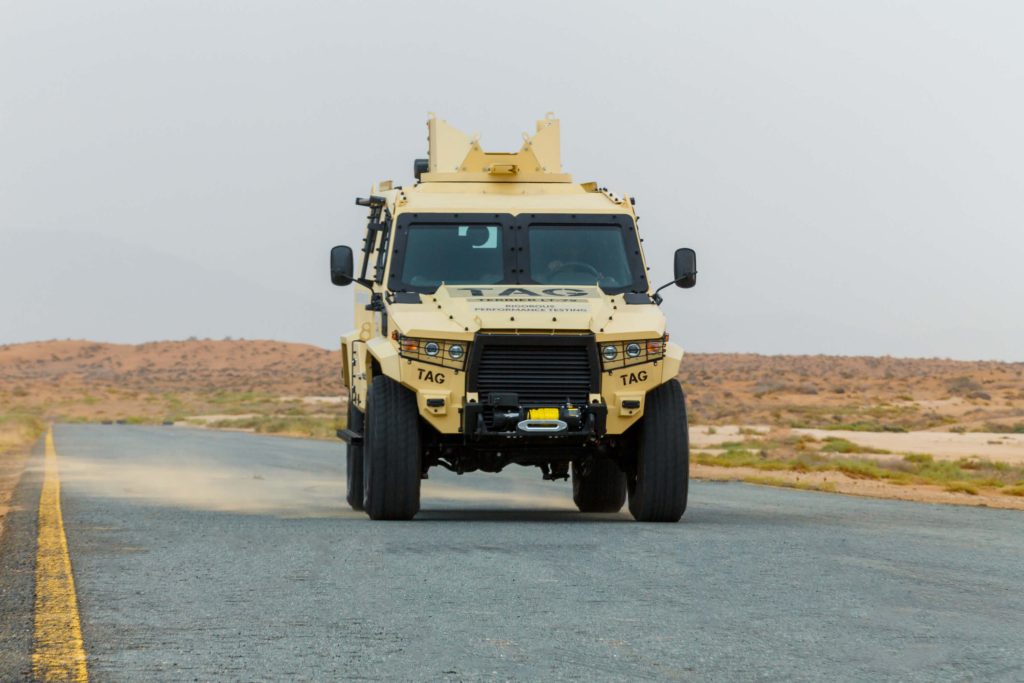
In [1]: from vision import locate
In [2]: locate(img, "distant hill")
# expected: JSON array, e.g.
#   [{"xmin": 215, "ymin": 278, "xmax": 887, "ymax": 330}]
[
  {"xmin": 0, "ymin": 339, "xmax": 340, "ymax": 396},
  {"xmin": 1, "ymin": 339, "xmax": 1022, "ymax": 432}
]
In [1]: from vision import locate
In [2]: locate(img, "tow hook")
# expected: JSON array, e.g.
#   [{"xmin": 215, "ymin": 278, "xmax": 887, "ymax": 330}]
[{"xmin": 517, "ymin": 419, "xmax": 568, "ymax": 434}]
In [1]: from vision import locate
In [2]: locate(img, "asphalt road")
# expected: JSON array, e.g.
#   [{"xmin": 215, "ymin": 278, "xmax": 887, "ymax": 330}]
[{"xmin": 4, "ymin": 424, "xmax": 1024, "ymax": 681}]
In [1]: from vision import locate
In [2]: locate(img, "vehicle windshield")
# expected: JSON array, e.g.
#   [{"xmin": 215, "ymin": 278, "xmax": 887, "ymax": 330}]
[
  {"xmin": 526, "ymin": 225, "xmax": 634, "ymax": 289},
  {"xmin": 396, "ymin": 224, "xmax": 504, "ymax": 289},
  {"xmin": 389, "ymin": 215, "xmax": 646, "ymax": 294}
]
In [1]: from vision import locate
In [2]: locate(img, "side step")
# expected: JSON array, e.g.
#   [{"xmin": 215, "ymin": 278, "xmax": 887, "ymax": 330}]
[{"xmin": 336, "ymin": 428, "xmax": 363, "ymax": 445}]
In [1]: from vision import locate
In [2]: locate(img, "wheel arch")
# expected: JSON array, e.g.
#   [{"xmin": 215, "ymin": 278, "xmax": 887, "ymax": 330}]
[{"xmin": 342, "ymin": 330, "xmax": 401, "ymax": 412}]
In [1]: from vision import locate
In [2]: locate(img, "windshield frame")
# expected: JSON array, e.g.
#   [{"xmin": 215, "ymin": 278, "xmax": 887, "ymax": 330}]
[{"xmin": 386, "ymin": 212, "xmax": 648, "ymax": 295}]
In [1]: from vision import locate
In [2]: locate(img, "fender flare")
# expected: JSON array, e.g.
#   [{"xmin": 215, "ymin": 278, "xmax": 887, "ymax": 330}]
[
  {"xmin": 660, "ymin": 341, "xmax": 684, "ymax": 383},
  {"xmin": 366, "ymin": 337, "xmax": 401, "ymax": 381}
]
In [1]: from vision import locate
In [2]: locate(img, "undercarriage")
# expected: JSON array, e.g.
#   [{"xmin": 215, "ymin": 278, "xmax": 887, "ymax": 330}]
[{"xmin": 421, "ymin": 430, "xmax": 634, "ymax": 480}]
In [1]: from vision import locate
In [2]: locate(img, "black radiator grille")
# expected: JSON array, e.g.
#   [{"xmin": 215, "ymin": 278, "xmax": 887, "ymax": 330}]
[{"xmin": 473, "ymin": 340, "xmax": 595, "ymax": 407}]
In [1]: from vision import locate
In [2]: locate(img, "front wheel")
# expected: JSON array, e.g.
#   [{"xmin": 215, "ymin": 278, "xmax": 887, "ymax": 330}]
[
  {"xmin": 363, "ymin": 375, "xmax": 422, "ymax": 520},
  {"xmin": 627, "ymin": 381, "xmax": 689, "ymax": 522},
  {"xmin": 572, "ymin": 457, "xmax": 626, "ymax": 512}
]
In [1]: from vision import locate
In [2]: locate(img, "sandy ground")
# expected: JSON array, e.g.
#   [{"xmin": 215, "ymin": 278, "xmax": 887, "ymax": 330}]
[
  {"xmin": 689, "ymin": 424, "xmax": 1024, "ymax": 464},
  {"xmin": 693, "ymin": 464, "xmax": 1024, "ymax": 511},
  {"xmin": 688, "ymin": 425, "xmax": 1024, "ymax": 509},
  {"xmin": 793, "ymin": 428, "xmax": 1024, "ymax": 464},
  {"xmin": 689, "ymin": 425, "xmax": 773, "ymax": 446}
]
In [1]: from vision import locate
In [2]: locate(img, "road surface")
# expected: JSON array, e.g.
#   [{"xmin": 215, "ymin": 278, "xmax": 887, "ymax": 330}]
[{"xmin": 2, "ymin": 424, "xmax": 1022, "ymax": 681}]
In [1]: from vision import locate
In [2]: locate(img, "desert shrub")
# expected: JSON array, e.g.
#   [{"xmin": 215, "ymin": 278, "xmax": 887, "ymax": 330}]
[
  {"xmin": 948, "ymin": 376, "xmax": 983, "ymax": 396},
  {"xmin": 752, "ymin": 381, "xmax": 788, "ymax": 397},
  {"xmin": 944, "ymin": 482, "xmax": 979, "ymax": 495},
  {"xmin": 982, "ymin": 422, "xmax": 1024, "ymax": 434},
  {"xmin": 827, "ymin": 421, "xmax": 908, "ymax": 433},
  {"xmin": 821, "ymin": 437, "xmax": 890, "ymax": 455},
  {"xmin": 833, "ymin": 460, "xmax": 887, "ymax": 480}
]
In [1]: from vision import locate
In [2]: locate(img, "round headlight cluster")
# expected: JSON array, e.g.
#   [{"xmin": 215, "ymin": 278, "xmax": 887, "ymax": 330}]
[
  {"xmin": 398, "ymin": 336, "xmax": 466, "ymax": 363},
  {"xmin": 602, "ymin": 344, "xmax": 618, "ymax": 361},
  {"xmin": 625, "ymin": 342, "xmax": 642, "ymax": 358}
]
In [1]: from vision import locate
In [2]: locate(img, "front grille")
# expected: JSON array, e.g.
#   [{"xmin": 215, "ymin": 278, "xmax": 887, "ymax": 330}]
[{"xmin": 470, "ymin": 336, "xmax": 596, "ymax": 410}]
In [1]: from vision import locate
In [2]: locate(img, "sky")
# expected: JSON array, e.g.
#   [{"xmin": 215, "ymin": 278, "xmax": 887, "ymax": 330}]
[{"xmin": 1, "ymin": 1, "xmax": 1022, "ymax": 360}]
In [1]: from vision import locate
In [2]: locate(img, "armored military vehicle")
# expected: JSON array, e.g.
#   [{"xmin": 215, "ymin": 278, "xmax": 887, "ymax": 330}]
[{"xmin": 330, "ymin": 114, "xmax": 697, "ymax": 521}]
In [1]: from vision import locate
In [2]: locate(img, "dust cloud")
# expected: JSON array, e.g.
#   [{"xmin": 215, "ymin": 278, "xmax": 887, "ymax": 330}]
[{"xmin": 51, "ymin": 451, "xmax": 576, "ymax": 517}]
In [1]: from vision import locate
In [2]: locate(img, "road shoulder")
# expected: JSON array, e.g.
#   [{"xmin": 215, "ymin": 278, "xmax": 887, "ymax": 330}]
[{"xmin": 0, "ymin": 436, "xmax": 44, "ymax": 681}]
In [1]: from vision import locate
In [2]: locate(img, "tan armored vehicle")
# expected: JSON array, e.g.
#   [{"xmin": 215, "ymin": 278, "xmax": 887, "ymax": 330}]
[{"xmin": 330, "ymin": 114, "xmax": 697, "ymax": 521}]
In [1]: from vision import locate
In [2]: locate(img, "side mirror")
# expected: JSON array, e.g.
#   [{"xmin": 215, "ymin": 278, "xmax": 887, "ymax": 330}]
[
  {"xmin": 330, "ymin": 245, "xmax": 354, "ymax": 286},
  {"xmin": 674, "ymin": 248, "xmax": 697, "ymax": 288}
]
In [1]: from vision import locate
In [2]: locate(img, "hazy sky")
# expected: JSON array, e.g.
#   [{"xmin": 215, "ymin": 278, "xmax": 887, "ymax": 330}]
[{"xmin": 2, "ymin": 1, "xmax": 1022, "ymax": 360}]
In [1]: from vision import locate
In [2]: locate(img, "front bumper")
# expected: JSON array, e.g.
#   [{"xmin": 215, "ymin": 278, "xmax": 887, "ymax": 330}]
[{"xmin": 463, "ymin": 401, "xmax": 608, "ymax": 444}]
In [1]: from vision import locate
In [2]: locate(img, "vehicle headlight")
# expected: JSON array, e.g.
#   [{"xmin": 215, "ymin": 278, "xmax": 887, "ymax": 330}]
[
  {"xmin": 396, "ymin": 335, "xmax": 468, "ymax": 370},
  {"xmin": 599, "ymin": 335, "xmax": 667, "ymax": 369}
]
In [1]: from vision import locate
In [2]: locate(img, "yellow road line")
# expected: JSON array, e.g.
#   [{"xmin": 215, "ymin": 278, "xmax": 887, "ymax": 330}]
[{"xmin": 33, "ymin": 427, "xmax": 89, "ymax": 683}]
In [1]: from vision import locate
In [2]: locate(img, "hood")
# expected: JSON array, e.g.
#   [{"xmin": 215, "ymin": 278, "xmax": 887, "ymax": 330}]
[{"xmin": 387, "ymin": 284, "xmax": 665, "ymax": 339}]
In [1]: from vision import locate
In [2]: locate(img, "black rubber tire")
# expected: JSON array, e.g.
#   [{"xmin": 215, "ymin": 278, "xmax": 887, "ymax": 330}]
[
  {"xmin": 627, "ymin": 381, "xmax": 689, "ymax": 522},
  {"xmin": 345, "ymin": 399, "xmax": 364, "ymax": 511},
  {"xmin": 572, "ymin": 458, "xmax": 626, "ymax": 512},
  {"xmin": 363, "ymin": 375, "xmax": 421, "ymax": 520}
]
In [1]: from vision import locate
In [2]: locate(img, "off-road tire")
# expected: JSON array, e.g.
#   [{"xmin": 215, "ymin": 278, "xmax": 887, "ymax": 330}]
[
  {"xmin": 572, "ymin": 458, "xmax": 626, "ymax": 512},
  {"xmin": 345, "ymin": 400, "xmax": 364, "ymax": 511},
  {"xmin": 363, "ymin": 375, "xmax": 421, "ymax": 520},
  {"xmin": 627, "ymin": 381, "xmax": 689, "ymax": 522}
]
